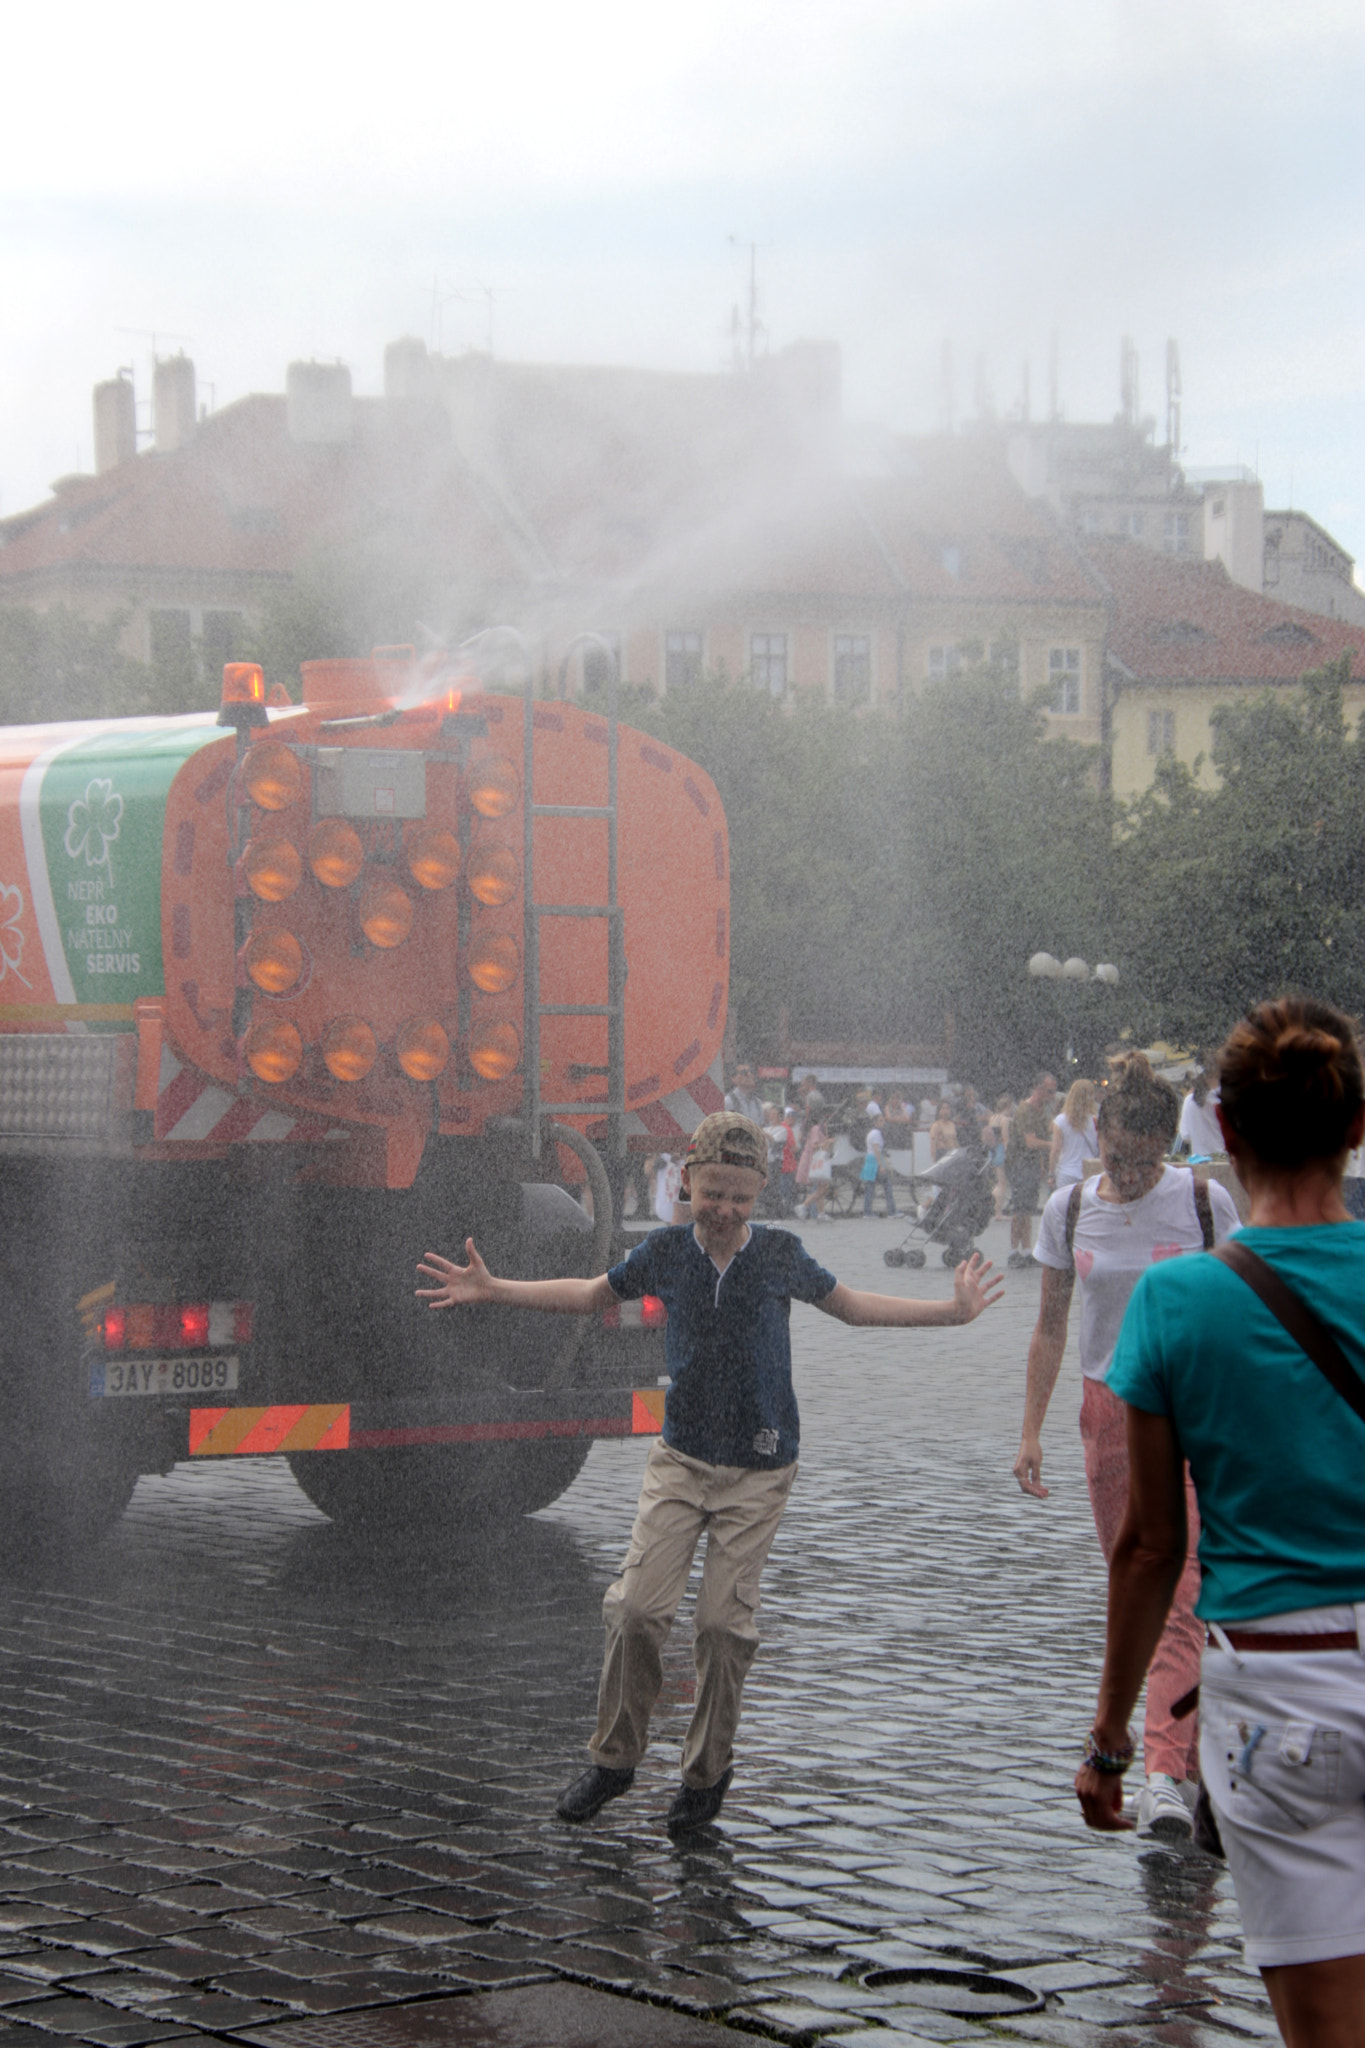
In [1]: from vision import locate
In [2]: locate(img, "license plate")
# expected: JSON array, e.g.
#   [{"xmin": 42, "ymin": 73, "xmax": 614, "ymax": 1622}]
[{"xmin": 90, "ymin": 1356, "xmax": 240, "ymax": 1398}]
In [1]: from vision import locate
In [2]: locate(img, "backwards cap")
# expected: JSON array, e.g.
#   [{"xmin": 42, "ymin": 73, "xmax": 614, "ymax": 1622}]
[{"xmin": 684, "ymin": 1111, "xmax": 768, "ymax": 1179}]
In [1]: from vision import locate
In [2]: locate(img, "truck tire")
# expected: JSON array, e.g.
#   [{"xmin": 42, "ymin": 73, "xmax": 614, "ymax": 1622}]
[
  {"xmin": 0, "ymin": 1427, "xmax": 142, "ymax": 1571},
  {"xmin": 288, "ymin": 1437, "xmax": 594, "ymax": 1537}
]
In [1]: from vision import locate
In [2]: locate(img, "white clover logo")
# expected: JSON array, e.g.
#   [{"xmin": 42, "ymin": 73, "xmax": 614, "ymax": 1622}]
[
  {"xmin": 64, "ymin": 778, "xmax": 123, "ymax": 886},
  {"xmin": 0, "ymin": 883, "xmax": 30, "ymax": 987}
]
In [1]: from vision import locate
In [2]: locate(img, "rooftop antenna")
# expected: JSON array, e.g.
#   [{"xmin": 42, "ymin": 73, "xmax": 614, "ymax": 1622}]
[
  {"xmin": 973, "ymin": 352, "xmax": 993, "ymax": 421},
  {"xmin": 1120, "ymin": 335, "xmax": 1139, "ymax": 428},
  {"xmin": 432, "ymin": 281, "xmax": 514, "ymax": 356},
  {"xmin": 727, "ymin": 236, "xmax": 765, "ymax": 371},
  {"xmin": 1048, "ymin": 329, "xmax": 1060, "ymax": 422},
  {"xmin": 1165, "ymin": 338, "xmax": 1181, "ymax": 454},
  {"xmin": 114, "ymin": 328, "xmax": 195, "ymax": 445},
  {"xmin": 939, "ymin": 340, "xmax": 953, "ymax": 432}
]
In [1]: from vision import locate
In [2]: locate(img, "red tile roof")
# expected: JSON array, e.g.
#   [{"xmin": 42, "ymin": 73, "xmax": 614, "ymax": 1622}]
[
  {"xmin": 0, "ymin": 395, "xmax": 526, "ymax": 587},
  {"xmin": 1084, "ymin": 537, "xmax": 1365, "ymax": 683}
]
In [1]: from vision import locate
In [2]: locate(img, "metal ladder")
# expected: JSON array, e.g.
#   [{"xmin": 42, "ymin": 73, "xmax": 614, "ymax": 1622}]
[{"xmin": 521, "ymin": 641, "xmax": 625, "ymax": 1167}]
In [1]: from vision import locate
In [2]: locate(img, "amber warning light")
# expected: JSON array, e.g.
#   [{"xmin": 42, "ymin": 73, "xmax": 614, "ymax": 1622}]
[{"xmin": 218, "ymin": 663, "xmax": 269, "ymax": 728}]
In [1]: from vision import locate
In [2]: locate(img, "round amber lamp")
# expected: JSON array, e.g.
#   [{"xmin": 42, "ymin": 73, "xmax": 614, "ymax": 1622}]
[
  {"xmin": 467, "ymin": 842, "xmax": 520, "ymax": 907},
  {"xmin": 467, "ymin": 755, "xmax": 519, "ymax": 819},
  {"xmin": 467, "ymin": 933, "xmax": 520, "ymax": 994},
  {"xmin": 242, "ymin": 741, "xmax": 303, "ymax": 812},
  {"xmin": 244, "ymin": 1017, "xmax": 303, "ymax": 1084},
  {"xmin": 308, "ymin": 817, "xmax": 364, "ymax": 890},
  {"xmin": 322, "ymin": 1017, "xmax": 378, "ymax": 1083},
  {"xmin": 244, "ymin": 927, "xmax": 304, "ymax": 996},
  {"xmin": 396, "ymin": 1017, "xmax": 451, "ymax": 1082},
  {"xmin": 359, "ymin": 877, "xmax": 414, "ymax": 949},
  {"xmin": 244, "ymin": 837, "xmax": 302, "ymax": 902},
  {"xmin": 469, "ymin": 1019, "xmax": 520, "ymax": 1081},
  {"xmin": 407, "ymin": 826, "xmax": 461, "ymax": 892}
]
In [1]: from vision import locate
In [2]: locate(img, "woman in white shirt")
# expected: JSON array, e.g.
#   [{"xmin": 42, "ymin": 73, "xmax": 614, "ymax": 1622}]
[
  {"xmin": 1048, "ymin": 1078, "xmax": 1098, "ymax": 1189},
  {"xmin": 1178, "ymin": 1069, "xmax": 1224, "ymax": 1156},
  {"xmin": 1014, "ymin": 1053, "xmax": 1240, "ymax": 1839}
]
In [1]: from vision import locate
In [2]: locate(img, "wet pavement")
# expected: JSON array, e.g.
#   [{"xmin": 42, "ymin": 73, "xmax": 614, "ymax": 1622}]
[{"xmin": 0, "ymin": 1214, "xmax": 1277, "ymax": 2046}]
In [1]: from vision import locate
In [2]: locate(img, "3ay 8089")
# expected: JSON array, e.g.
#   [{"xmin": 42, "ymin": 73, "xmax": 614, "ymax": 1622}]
[{"xmin": 0, "ymin": 647, "xmax": 728, "ymax": 1554}]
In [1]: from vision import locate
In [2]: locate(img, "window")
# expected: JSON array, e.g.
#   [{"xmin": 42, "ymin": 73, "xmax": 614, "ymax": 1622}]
[
  {"xmin": 582, "ymin": 633, "xmax": 622, "ymax": 693},
  {"xmin": 1164, "ymin": 511, "xmax": 1191, "ymax": 555},
  {"xmin": 750, "ymin": 633, "xmax": 788, "ymax": 696},
  {"xmin": 926, "ymin": 644, "xmax": 963, "ymax": 679},
  {"xmin": 1146, "ymin": 710, "xmax": 1175, "ymax": 756},
  {"xmin": 149, "ymin": 609, "xmax": 194, "ymax": 695},
  {"xmin": 664, "ymin": 631, "xmax": 703, "ymax": 691},
  {"xmin": 202, "ymin": 610, "xmax": 243, "ymax": 680},
  {"xmin": 989, "ymin": 640, "xmax": 1019, "ymax": 682},
  {"xmin": 1119, "ymin": 511, "xmax": 1144, "ymax": 538},
  {"xmin": 832, "ymin": 633, "xmax": 871, "ymax": 703},
  {"xmin": 1049, "ymin": 646, "xmax": 1082, "ymax": 716}
]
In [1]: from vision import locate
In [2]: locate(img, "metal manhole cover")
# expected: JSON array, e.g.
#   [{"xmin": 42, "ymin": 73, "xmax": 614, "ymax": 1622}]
[{"xmin": 861, "ymin": 1966, "xmax": 1045, "ymax": 2017}]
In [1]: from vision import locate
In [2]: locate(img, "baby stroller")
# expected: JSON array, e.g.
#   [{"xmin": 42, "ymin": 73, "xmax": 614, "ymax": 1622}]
[{"xmin": 883, "ymin": 1144, "xmax": 995, "ymax": 1268}]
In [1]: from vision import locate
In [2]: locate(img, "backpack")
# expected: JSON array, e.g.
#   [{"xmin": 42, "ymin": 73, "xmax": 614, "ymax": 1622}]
[{"xmin": 1064, "ymin": 1172, "xmax": 1215, "ymax": 1264}]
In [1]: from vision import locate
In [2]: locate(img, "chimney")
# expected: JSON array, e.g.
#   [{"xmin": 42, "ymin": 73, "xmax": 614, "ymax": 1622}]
[
  {"xmin": 384, "ymin": 337, "xmax": 434, "ymax": 402},
  {"xmin": 93, "ymin": 371, "xmax": 136, "ymax": 473},
  {"xmin": 153, "ymin": 354, "xmax": 196, "ymax": 453},
  {"xmin": 286, "ymin": 360, "xmax": 353, "ymax": 443}
]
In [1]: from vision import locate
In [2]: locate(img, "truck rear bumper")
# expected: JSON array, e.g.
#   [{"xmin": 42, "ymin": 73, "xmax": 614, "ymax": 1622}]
[{"xmin": 184, "ymin": 1386, "xmax": 666, "ymax": 1457}]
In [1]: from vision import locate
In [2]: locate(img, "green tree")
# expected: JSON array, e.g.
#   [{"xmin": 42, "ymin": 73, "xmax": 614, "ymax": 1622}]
[
  {"xmin": 1114, "ymin": 656, "xmax": 1365, "ymax": 1048},
  {"xmin": 892, "ymin": 669, "xmax": 1112, "ymax": 1084},
  {"xmin": 0, "ymin": 606, "xmax": 163, "ymax": 722}
]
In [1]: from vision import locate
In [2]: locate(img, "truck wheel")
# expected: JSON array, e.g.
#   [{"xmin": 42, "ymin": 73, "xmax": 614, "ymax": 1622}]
[
  {"xmin": 0, "ymin": 1433, "xmax": 141, "ymax": 1572},
  {"xmin": 288, "ymin": 1438, "xmax": 593, "ymax": 1537}
]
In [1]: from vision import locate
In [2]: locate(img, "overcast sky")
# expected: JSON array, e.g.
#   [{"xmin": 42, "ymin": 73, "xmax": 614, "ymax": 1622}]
[{"xmin": 3, "ymin": 0, "xmax": 1362, "ymax": 571}]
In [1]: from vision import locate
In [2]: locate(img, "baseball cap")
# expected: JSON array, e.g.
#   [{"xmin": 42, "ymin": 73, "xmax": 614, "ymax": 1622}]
[{"xmin": 684, "ymin": 1111, "xmax": 768, "ymax": 1178}]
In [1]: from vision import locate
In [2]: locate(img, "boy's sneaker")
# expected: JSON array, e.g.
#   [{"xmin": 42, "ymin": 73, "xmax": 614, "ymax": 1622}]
[
  {"xmin": 666, "ymin": 1765, "xmax": 733, "ymax": 1835},
  {"xmin": 1138, "ymin": 1771, "xmax": 1194, "ymax": 1842},
  {"xmin": 556, "ymin": 1763, "xmax": 634, "ymax": 1823}
]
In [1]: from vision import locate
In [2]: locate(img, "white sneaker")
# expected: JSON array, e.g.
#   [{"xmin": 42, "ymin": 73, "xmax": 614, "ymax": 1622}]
[{"xmin": 1138, "ymin": 1772, "xmax": 1194, "ymax": 1842}]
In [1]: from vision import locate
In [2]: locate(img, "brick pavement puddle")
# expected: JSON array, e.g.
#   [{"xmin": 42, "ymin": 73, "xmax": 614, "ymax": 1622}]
[
  {"xmin": 860, "ymin": 1964, "xmax": 1044, "ymax": 2017},
  {"xmin": 0, "ymin": 1217, "xmax": 1276, "ymax": 2044}
]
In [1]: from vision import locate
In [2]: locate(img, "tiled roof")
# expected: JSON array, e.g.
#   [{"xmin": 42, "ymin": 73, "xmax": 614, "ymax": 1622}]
[
  {"xmin": 1084, "ymin": 538, "xmax": 1365, "ymax": 682},
  {"xmin": 0, "ymin": 395, "xmax": 525, "ymax": 587}
]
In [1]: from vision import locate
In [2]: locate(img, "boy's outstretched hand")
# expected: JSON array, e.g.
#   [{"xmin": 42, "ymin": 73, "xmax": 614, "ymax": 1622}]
[
  {"xmin": 417, "ymin": 1240, "xmax": 494, "ymax": 1309},
  {"xmin": 954, "ymin": 1252, "xmax": 1004, "ymax": 1323}
]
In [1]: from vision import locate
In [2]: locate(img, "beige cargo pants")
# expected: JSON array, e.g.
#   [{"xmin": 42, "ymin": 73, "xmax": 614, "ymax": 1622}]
[{"xmin": 589, "ymin": 1439, "xmax": 797, "ymax": 1789}]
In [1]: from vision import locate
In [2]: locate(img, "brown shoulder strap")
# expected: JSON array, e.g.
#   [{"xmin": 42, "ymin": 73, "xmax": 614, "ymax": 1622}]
[
  {"xmin": 1192, "ymin": 1175, "xmax": 1215, "ymax": 1250},
  {"xmin": 1064, "ymin": 1179, "xmax": 1084, "ymax": 1263},
  {"xmin": 1213, "ymin": 1240, "xmax": 1365, "ymax": 1428}
]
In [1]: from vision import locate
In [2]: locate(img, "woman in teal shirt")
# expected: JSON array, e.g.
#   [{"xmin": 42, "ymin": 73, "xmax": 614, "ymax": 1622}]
[{"xmin": 1075, "ymin": 997, "xmax": 1365, "ymax": 2048}]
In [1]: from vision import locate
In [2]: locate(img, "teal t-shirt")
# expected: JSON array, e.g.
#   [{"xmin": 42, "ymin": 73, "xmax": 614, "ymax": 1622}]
[{"xmin": 1108, "ymin": 1223, "xmax": 1365, "ymax": 1622}]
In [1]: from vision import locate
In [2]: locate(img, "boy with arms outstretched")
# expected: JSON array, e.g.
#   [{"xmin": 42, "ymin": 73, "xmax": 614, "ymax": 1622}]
[{"xmin": 417, "ymin": 1112, "xmax": 1001, "ymax": 1834}]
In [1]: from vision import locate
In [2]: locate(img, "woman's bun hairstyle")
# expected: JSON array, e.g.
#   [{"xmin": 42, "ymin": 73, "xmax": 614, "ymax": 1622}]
[
  {"xmin": 1217, "ymin": 997, "xmax": 1364, "ymax": 1169},
  {"xmin": 1096, "ymin": 1051, "xmax": 1180, "ymax": 1147}
]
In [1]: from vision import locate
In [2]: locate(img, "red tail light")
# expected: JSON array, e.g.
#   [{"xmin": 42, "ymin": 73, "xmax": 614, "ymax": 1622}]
[
  {"xmin": 101, "ymin": 1302, "xmax": 254, "ymax": 1352},
  {"xmin": 600, "ymin": 1294, "xmax": 668, "ymax": 1331},
  {"xmin": 178, "ymin": 1305, "xmax": 209, "ymax": 1347}
]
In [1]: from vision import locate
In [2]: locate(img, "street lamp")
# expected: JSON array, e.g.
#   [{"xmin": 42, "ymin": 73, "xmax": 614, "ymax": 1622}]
[{"xmin": 1027, "ymin": 953, "xmax": 1120, "ymax": 1071}]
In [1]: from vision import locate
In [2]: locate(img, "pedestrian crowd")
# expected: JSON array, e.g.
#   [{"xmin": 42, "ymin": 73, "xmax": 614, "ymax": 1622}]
[{"xmin": 416, "ymin": 1008, "xmax": 1364, "ymax": 2048}]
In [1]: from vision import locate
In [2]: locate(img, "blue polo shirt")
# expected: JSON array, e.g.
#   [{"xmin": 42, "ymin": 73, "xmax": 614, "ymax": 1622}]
[{"xmin": 606, "ymin": 1225, "xmax": 837, "ymax": 1469}]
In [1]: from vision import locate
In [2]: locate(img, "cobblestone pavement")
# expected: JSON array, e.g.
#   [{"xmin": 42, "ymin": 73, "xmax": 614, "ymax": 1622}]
[{"xmin": 0, "ymin": 1214, "xmax": 1277, "ymax": 2047}]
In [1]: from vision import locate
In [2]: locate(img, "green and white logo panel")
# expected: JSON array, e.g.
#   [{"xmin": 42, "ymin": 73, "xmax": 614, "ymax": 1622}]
[{"xmin": 33, "ymin": 718, "xmax": 222, "ymax": 1010}]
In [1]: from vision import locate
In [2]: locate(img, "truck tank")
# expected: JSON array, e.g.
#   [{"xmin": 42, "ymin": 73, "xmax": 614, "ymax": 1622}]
[{"xmin": 0, "ymin": 649, "xmax": 728, "ymax": 1554}]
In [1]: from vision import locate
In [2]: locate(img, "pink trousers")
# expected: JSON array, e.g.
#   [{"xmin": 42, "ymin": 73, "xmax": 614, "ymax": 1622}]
[{"xmin": 1080, "ymin": 1376, "xmax": 1202, "ymax": 1781}]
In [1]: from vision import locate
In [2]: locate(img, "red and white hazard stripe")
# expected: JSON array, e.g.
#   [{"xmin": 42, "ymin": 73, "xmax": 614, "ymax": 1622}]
[
  {"xmin": 153, "ymin": 1043, "xmax": 340, "ymax": 1145},
  {"xmin": 620, "ymin": 1056, "xmax": 727, "ymax": 1146}
]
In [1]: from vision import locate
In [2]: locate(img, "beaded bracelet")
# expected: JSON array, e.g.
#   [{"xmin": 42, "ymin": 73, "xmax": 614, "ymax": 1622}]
[{"xmin": 1081, "ymin": 1729, "xmax": 1135, "ymax": 1775}]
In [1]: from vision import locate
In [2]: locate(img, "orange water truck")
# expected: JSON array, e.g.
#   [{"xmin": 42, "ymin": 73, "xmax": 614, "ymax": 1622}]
[{"xmin": 0, "ymin": 643, "xmax": 728, "ymax": 1548}]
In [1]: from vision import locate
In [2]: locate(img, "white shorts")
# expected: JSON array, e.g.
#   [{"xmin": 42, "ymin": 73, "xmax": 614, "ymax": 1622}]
[{"xmin": 1199, "ymin": 1638, "xmax": 1365, "ymax": 1968}]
